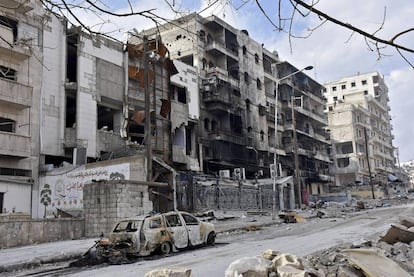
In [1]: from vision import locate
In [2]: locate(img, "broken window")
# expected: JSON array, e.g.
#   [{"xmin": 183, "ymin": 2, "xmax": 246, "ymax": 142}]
[
  {"xmin": 185, "ymin": 125, "xmax": 193, "ymax": 155},
  {"xmin": 149, "ymin": 217, "xmax": 161, "ymax": 229},
  {"xmin": 182, "ymin": 214, "xmax": 199, "ymax": 225},
  {"xmin": 230, "ymin": 114, "xmax": 242, "ymax": 134},
  {"xmin": 97, "ymin": 105, "xmax": 117, "ymax": 131},
  {"xmin": 0, "ymin": 16, "xmax": 18, "ymax": 43},
  {"xmin": 0, "ymin": 117, "xmax": 15, "ymax": 132},
  {"xmin": 337, "ymin": 157, "xmax": 350, "ymax": 168},
  {"xmin": 336, "ymin": 142, "xmax": 353, "ymax": 154},
  {"xmin": 165, "ymin": 214, "xmax": 182, "ymax": 227},
  {"xmin": 199, "ymin": 30, "xmax": 206, "ymax": 42},
  {"xmin": 0, "ymin": 66, "xmax": 16, "ymax": 81}
]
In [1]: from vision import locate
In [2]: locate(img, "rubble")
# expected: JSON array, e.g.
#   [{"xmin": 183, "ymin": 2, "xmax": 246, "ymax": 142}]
[{"xmin": 144, "ymin": 268, "xmax": 192, "ymax": 277}]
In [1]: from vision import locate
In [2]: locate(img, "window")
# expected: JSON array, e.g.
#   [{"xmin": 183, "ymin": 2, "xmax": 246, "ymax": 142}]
[
  {"xmin": 165, "ymin": 214, "xmax": 182, "ymax": 227},
  {"xmin": 182, "ymin": 213, "xmax": 199, "ymax": 225},
  {"xmin": 256, "ymin": 78, "xmax": 262, "ymax": 90},
  {"xmin": 211, "ymin": 120, "xmax": 217, "ymax": 131},
  {"xmin": 242, "ymin": 46, "xmax": 247, "ymax": 55},
  {"xmin": 244, "ymin": 72, "xmax": 249, "ymax": 83},
  {"xmin": 260, "ymin": 130, "xmax": 265, "ymax": 141},
  {"xmin": 332, "ymin": 86, "xmax": 337, "ymax": 91},
  {"xmin": 362, "ymin": 80, "xmax": 367, "ymax": 85},
  {"xmin": 0, "ymin": 117, "xmax": 15, "ymax": 133},
  {"xmin": 351, "ymin": 82, "xmax": 356, "ymax": 87},
  {"xmin": 201, "ymin": 58, "xmax": 207, "ymax": 70},
  {"xmin": 245, "ymin": 99, "xmax": 251, "ymax": 111},
  {"xmin": 0, "ymin": 66, "xmax": 17, "ymax": 81},
  {"xmin": 149, "ymin": 218, "xmax": 162, "ymax": 229},
  {"xmin": 364, "ymin": 90, "xmax": 368, "ymax": 95},
  {"xmin": 0, "ymin": 16, "xmax": 18, "ymax": 43},
  {"xmin": 254, "ymin": 53, "xmax": 259, "ymax": 63},
  {"xmin": 341, "ymin": 84, "xmax": 346, "ymax": 90},
  {"xmin": 333, "ymin": 96, "xmax": 338, "ymax": 101},
  {"xmin": 113, "ymin": 220, "xmax": 141, "ymax": 232},
  {"xmin": 328, "ymin": 106, "xmax": 333, "ymax": 111},
  {"xmin": 247, "ymin": 126, "xmax": 252, "ymax": 133},
  {"xmin": 204, "ymin": 118, "xmax": 210, "ymax": 130}
]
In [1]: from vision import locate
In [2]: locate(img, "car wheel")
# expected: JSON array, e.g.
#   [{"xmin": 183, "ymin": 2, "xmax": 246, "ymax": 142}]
[
  {"xmin": 160, "ymin": 241, "xmax": 172, "ymax": 255},
  {"xmin": 207, "ymin": 232, "xmax": 215, "ymax": 245}
]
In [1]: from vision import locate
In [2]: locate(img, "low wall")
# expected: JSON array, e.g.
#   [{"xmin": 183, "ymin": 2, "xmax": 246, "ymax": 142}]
[{"xmin": 0, "ymin": 218, "xmax": 84, "ymax": 248}]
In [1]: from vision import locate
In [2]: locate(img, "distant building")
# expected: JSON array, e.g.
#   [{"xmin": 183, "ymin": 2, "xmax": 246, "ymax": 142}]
[{"xmin": 324, "ymin": 72, "xmax": 396, "ymax": 187}]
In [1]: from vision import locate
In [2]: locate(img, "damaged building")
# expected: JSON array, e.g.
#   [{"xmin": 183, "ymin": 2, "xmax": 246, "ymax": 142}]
[
  {"xmin": 140, "ymin": 13, "xmax": 331, "ymax": 205},
  {"xmin": 0, "ymin": 1, "xmax": 42, "ymax": 215},
  {"xmin": 324, "ymin": 72, "xmax": 397, "ymax": 188}
]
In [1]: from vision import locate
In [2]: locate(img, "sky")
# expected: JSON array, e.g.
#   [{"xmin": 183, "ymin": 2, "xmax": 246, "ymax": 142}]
[{"xmin": 68, "ymin": 0, "xmax": 414, "ymax": 163}]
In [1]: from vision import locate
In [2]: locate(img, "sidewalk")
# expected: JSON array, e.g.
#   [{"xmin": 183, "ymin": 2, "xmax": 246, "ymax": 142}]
[{"xmin": 0, "ymin": 212, "xmax": 280, "ymax": 273}]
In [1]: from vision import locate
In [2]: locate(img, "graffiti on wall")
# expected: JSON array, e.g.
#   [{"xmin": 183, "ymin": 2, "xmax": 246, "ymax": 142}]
[{"xmin": 39, "ymin": 163, "xmax": 129, "ymax": 216}]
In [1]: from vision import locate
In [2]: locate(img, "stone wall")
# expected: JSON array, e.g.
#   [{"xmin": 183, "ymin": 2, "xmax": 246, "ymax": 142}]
[
  {"xmin": 83, "ymin": 180, "xmax": 153, "ymax": 237},
  {"xmin": 0, "ymin": 218, "xmax": 84, "ymax": 248}
]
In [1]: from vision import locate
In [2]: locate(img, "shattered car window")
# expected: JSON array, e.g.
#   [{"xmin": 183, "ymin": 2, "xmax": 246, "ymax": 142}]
[
  {"xmin": 113, "ymin": 220, "xmax": 141, "ymax": 232},
  {"xmin": 165, "ymin": 214, "xmax": 182, "ymax": 227},
  {"xmin": 182, "ymin": 214, "xmax": 199, "ymax": 225},
  {"xmin": 149, "ymin": 217, "xmax": 161, "ymax": 229}
]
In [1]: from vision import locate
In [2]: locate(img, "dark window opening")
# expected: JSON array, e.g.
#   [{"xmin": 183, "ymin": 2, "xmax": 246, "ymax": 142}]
[
  {"xmin": 333, "ymin": 96, "xmax": 338, "ymax": 101},
  {"xmin": 179, "ymin": 55, "xmax": 194, "ymax": 66},
  {"xmin": 211, "ymin": 120, "xmax": 218, "ymax": 131},
  {"xmin": 260, "ymin": 130, "xmax": 265, "ymax": 141},
  {"xmin": 199, "ymin": 30, "xmax": 206, "ymax": 42},
  {"xmin": 341, "ymin": 84, "xmax": 346, "ymax": 90},
  {"xmin": 97, "ymin": 105, "xmax": 115, "ymax": 131},
  {"xmin": 0, "ymin": 117, "xmax": 15, "ymax": 133},
  {"xmin": 0, "ymin": 192, "xmax": 3, "ymax": 214},
  {"xmin": 245, "ymin": 99, "xmax": 251, "ymax": 111},
  {"xmin": 351, "ymin": 82, "xmax": 356, "ymax": 87},
  {"xmin": 128, "ymin": 121, "xmax": 145, "ymax": 144},
  {"xmin": 201, "ymin": 58, "xmax": 207, "ymax": 70},
  {"xmin": 185, "ymin": 125, "xmax": 192, "ymax": 155},
  {"xmin": 0, "ymin": 167, "xmax": 31, "ymax": 177},
  {"xmin": 254, "ymin": 53, "xmax": 259, "ymax": 63},
  {"xmin": 362, "ymin": 80, "xmax": 367, "ymax": 85},
  {"xmin": 44, "ymin": 155, "xmax": 72, "ymax": 168},
  {"xmin": 0, "ymin": 66, "xmax": 16, "ymax": 81},
  {"xmin": 182, "ymin": 213, "xmax": 199, "ymax": 225},
  {"xmin": 256, "ymin": 78, "xmax": 262, "ymax": 90},
  {"xmin": 244, "ymin": 72, "xmax": 249, "ymax": 83},
  {"xmin": 247, "ymin": 126, "xmax": 252, "ymax": 133},
  {"xmin": 242, "ymin": 46, "xmax": 247, "ymax": 55},
  {"xmin": 230, "ymin": 114, "xmax": 242, "ymax": 134},
  {"xmin": 65, "ymin": 95, "xmax": 76, "ymax": 128},
  {"xmin": 177, "ymin": 87, "xmax": 187, "ymax": 104},
  {"xmin": 0, "ymin": 16, "xmax": 18, "ymax": 42},
  {"xmin": 332, "ymin": 86, "xmax": 337, "ymax": 91},
  {"xmin": 204, "ymin": 118, "xmax": 210, "ymax": 130},
  {"xmin": 66, "ymin": 32, "xmax": 78, "ymax": 82}
]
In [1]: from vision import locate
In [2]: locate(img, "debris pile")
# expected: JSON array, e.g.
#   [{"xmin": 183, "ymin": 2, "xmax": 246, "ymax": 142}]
[{"xmin": 224, "ymin": 218, "xmax": 414, "ymax": 277}]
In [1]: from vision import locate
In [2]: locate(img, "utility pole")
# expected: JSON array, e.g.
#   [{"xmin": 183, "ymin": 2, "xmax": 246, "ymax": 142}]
[
  {"xmin": 143, "ymin": 36, "xmax": 152, "ymax": 183},
  {"xmin": 363, "ymin": 126, "xmax": 374, "ymax": 199},
  {"xmin": 292, "ymin": 96, "xmax": 302, "ymax": 208}
]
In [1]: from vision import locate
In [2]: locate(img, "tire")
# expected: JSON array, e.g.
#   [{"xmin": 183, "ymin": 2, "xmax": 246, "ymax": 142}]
[
  {"xmin": 160, "ymin": 241, "xmax": 172, "ymax": 255},
  {"xmin": 206, "ymin": 232, "xmax": 215, "ymax": 245}
]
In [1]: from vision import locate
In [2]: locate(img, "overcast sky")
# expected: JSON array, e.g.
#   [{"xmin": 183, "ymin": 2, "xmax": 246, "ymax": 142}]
[{"xmin": 74, "ymin": 0, "xmax": 414, "ymax": 163}]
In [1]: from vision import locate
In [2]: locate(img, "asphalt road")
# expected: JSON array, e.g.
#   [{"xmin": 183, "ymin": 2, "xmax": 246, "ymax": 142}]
[{"xmin": 60, "ymin": 203, "xmax": 414, "ymax": 277}]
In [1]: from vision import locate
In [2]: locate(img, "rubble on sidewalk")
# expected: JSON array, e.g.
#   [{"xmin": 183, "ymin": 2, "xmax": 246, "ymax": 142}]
[
  {"xmin": 380, "ymin": 218, "xmax": 414, "ymax": 244},
  {"xmin": 278, "ymin": 211, "xmax": 306, "ymax": 223}
]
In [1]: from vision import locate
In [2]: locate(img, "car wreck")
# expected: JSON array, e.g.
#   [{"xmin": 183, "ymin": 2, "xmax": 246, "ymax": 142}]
[{"xmin": 86, "ymin": 211, "xmax": 215, "ymax": 263}]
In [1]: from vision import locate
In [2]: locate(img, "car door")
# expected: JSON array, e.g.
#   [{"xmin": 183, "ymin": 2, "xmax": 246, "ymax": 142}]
[
  {"xmin": 180, "ymin": 212, "xmax": 203, "ymax": 246},
  {"xmin": 164, "ymin": 212, "xmax": 188, "ymax": 248}
]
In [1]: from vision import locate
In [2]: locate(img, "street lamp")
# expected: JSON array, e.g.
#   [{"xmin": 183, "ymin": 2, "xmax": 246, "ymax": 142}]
[{"xmin": 271, "ymin": 65, "xmax": 313, "ymax": 220}]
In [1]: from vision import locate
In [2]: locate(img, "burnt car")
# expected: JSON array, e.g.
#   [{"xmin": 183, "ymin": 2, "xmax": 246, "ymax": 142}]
[{"xmin": 91, "ymin": 211, "xmax": 215, "ymax": 262}]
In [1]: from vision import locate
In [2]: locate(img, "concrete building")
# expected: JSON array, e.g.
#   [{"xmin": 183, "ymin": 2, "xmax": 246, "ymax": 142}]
[
  {"xmin": 0, "ymin": 1, "xmax": 42, "ymax": 215},
  {"xmin": 141, "ymin": 13, "xmax": 331, "ymax": 205},
  {"xmin": 324, "ymin": 72, "xmax": 396, "ymax": 187}
]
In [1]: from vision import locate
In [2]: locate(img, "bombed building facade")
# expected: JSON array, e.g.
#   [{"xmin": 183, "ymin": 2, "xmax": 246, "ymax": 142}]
[
  {"xmin": 141, "ymin": 13, "xmax": 332, "ymax": 204},
  {"xmin": 324, "ymin": 72, "xmax": 397, "ymax": 188}
]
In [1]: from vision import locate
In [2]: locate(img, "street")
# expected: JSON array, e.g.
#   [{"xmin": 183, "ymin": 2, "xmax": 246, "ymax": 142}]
[{"xmin": 26, "ymin": 203, "xmax": 409, "ymax": 276}]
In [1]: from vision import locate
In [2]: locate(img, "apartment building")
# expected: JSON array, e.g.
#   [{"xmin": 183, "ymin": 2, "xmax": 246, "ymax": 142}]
[
  {"xmin": 0, "ymin": 1, "xmax": 42, "ymax": 215},
  {"xmin": 141, "ymin": 13, "xmax": 331, "ymax": 203},
  {"xmin": 324, "ymin": 72, "xmax": 396, "ymax": 187}
]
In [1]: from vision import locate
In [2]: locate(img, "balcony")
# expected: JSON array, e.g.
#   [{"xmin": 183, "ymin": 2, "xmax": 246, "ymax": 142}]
[
  {"xmin": 0, "ymin": 78, "xmax": 32, "ymax": 107},
  {"xmin": 97, "ymin": 130, "xmax": 125, "ymax": 153},
  {"xmin": 0, "ymin": 132, "xmax": 31, "ymax": 157},
  {"xmin": 205, "ymin": 39, "xmax": 238, "ymax": 60},
  {"xmin": 293, "ymin": 105, "xmax": 328, "ymax": 125},
  {"xmin": 209, "ymin": 129, "xmax": 245, "ymax": 145},
  {"xmin": 0, "ymin": 25, "xmax": 31, "ymax": 61},
  {"xmin": 203, "ymin": 91, "xmax": 232, "ymax": 112}
]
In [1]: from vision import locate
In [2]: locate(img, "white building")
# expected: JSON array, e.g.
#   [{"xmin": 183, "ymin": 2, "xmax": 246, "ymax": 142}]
[{"xmin": 324, "ymin": 72, "xmax": 396, "ymax": 187}]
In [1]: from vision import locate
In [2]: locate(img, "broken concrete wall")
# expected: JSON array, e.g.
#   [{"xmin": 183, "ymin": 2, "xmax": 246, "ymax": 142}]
[
  {"xmin": 83, "ymin": 180, "xmax": 153, "ymax": 237},
  {"xmin": 0, "ymin": 218, "xmax": 84, "ymax": 248}
]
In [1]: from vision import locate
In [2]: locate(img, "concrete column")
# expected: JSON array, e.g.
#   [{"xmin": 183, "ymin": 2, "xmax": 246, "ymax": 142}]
[
  {"xmin": 289, "ymin": 184, "xmax": 295, "ymax": 210},
  {"xmin": 278, "ymin": 185, "xmax": 284, "ymax": 211}
]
